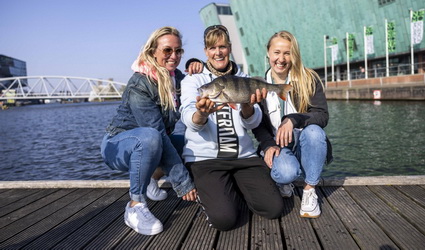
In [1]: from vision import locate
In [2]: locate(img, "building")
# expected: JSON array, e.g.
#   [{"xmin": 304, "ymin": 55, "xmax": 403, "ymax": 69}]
[
  {"xmin": 0, "ymin": 55, "xmax": 27, "ymax": 90},
  {"xmin": 199, "ymin": 0, "xmax": 425, "ymax": 81}
]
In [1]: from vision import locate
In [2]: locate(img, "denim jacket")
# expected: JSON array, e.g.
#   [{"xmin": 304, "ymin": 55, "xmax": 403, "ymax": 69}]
[
  {"xmin": 106, "ymin": 71, "xmax": 184, "ymax": 136},
  {"xmin": 105, "ymin": 70, "xmax": 194, "ymax": 196}
]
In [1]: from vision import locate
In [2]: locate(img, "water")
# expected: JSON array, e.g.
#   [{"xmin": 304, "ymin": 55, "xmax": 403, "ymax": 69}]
[{"xmin": 0, "ymin": 100, "xmax": 424, "ymax": 181}]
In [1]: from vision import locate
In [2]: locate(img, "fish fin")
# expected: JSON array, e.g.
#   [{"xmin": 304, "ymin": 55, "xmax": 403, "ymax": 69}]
[
  {"xmin": 228, "ymin": 103, "xmax": 238, "ymax": 110},
  {"xmin": 278, "ymin": 85, "xmax": 293, "ymax": 101}
]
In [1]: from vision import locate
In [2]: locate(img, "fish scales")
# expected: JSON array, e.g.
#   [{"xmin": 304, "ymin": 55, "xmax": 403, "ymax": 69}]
[{"xmin": 198, "ymin": 75, "xmax": 292, "ymax": 104}]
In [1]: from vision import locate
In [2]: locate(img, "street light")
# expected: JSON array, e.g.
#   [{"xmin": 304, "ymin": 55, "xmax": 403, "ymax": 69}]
[{"xmin": 324, "ymin": 35, "xmax": 329, "ymax": 87}]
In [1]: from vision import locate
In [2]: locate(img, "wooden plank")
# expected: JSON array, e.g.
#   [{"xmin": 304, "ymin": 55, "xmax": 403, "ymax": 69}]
[
  {"xmin": 346, "ymin": 186, "xmax": 425, "ymax": 249},
  {"xmin": 216, "ymin": 202, "xmax": 250, "ymax": 250},
  {"xmin": 251, "ymin": 213, "xmax": 282, "ymax": 249},
  {"xmin": 322, "ymin": 186, "xmax": 398, "ymax": 249},
  {"xmin": 149, "ymin": 200, "xmax": 199, "ymax": 249},
  {"xmin": 311, "ymin": 187, "xmax": 359, "ymax": 249},
  {"xmin": 114, "ymin": 190, "xmax": 182, "ymax": 249},
  {"xmin": 0, "ymin": 189, "xmax": 40, "ymax": 209},
  {"xmin": 394, "ymin": 185, "xmax": 425, "ymax": 207},
  {"xmin": 368, "ymin": 185, "xmax": 425, "ymax": 234},
  {"xmin": 0, "ymin": 188, "xmax": 58, "ymax": 218},
  {"xmin": 0, "ymin": 188, "xmax": 75, "ymax": 241},
  {"xmin": 280, "ymin": 189, "xmax": 320, "ymax": 249},
  {"xmin": 19, "ymin": 188, "xmax": 114, "ymax": 249},
  {"xmin": 0, "ymin": 188, "xmax": 93, "ymax": 248},
  {"xmin": 51, "ymin": 189, "xmax": 129, "ymax": 249},
  {"xmin": 181, "ymin": 208, "xmax": 217, "ymax": 250}
]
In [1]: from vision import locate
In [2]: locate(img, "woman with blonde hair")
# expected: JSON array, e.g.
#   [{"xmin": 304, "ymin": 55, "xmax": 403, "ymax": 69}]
[
  {"xmin": 253, "ymin": 30, "xmax": 333, "ymax": 218},
  {"xmin": 101, "ymin": 26, "xmax": 196, "ymax": 235}
]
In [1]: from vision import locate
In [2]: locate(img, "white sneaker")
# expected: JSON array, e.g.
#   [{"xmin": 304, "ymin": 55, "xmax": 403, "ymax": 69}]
[
  {"xmin": 147, "ymin": 178, "xmax": 168, "ymax": 201},
  {"xmin": 300, "ymin": 188, "xmax": 321, "ymax": 218},
  {"xmin": 278, "ymin": 183, "xmax": 294, "ymax": 198},
  {"xmin": 124, "ymin": 202, "xmax": 163, "ymax": 235}
]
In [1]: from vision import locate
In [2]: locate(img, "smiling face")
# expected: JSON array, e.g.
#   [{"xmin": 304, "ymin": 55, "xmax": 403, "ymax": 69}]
[
  {"xmin": 267, "ymin": 37, "xmax": 292, "ymax": 80},
  {"xmin": 204, "ymin": 37, "xmax": 231, "ymax": 71},
  {"xmin": 153, "ymin": 34, "xmax": 182, "ymax": 72}
]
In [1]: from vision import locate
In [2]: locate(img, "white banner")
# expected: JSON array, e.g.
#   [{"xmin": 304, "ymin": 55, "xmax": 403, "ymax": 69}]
[
  {"xmin": 411, "ymin": 21, "xmax": 423, "ymax": 44},
  {"xmin": 366, "ymin": 35, "xmax": 374, "ymax": 54},
  {"xmin": 329, "ymin": 44, "xmax": 338, "ymax": 62}
]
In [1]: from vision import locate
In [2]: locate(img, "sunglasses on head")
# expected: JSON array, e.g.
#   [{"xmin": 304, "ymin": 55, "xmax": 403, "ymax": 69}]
[
  {"xmin": 159, "ymin": 47, "xmax": 184, "ymax": 57},
  {"xmin": 203, "ymin": 25, "xmax": 229, "ymax": 39}
]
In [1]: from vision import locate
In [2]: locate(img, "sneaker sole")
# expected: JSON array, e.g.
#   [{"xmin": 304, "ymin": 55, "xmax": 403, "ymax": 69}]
[
  {"xmin": 125, "ymin": 220, "xmax": 163, "ymax": 235},
  {"xmin": 300, "ymin": 212, "xmax": 320, "ymax": 218}
]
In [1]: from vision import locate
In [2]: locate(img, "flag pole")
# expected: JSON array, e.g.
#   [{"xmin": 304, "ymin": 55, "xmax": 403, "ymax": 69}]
[
  {"xmin": 410, "ymin": 9, "xmax": 414, "ymax": 75},
  {"xmin": 324, "ymin": 35, "xmax": 327, "ymax": 87},
  {"xmin": 385, "ymin": 19, "xmax": 389, "ymax": 77},
  {"xmin": 364, "ymin": 26, "xmax": 368, "ymax": 79},
  {"xmin": 346, "ymin": 32, "xmax": 350, "ymax": 85}
]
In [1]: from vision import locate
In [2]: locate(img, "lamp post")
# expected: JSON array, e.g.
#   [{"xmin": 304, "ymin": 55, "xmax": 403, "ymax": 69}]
[{"xmin": 324, "ymin": 35, "xmax": 329, "ymax": 87}]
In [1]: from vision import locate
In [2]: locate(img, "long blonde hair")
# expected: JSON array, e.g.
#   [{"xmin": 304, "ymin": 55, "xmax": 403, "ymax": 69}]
[
  {"xmin": 267, "ymin": 31, "xmax": 324, "ymax": 113},
  {"xmin": 135, "ymin": 26, "xmax": 181, "ymax": 111}
]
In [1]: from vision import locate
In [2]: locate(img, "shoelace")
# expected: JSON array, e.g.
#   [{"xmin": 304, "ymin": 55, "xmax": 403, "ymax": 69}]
[
  {"xmin": 132, "ymin": 204, "xmax": 154, "ymax": 219},
  {"xmin": 301, "ymin": 190, "xmax": 317, "ymax": 207}
]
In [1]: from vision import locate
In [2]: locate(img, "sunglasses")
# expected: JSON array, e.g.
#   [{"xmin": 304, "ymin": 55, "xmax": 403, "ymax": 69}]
[
  {"xmin": 159, "ymin": 47, "xmax": 184, "ymax": 57},
  {"xmin": 203, "ymin": 25, "xmax": 229, "ymax": 39}
]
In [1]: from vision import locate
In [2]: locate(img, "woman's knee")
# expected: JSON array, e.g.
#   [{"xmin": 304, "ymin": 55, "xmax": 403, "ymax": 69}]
[
  {"xmin": 300, "ymin": 125, "xmax": 326, "ymax": 142},
  {"xmin": 208, "ymin": 211, "xmax": 238, "ymax": 231},
  {"xmin": 271, "ymin": 155, "xmax": 299, "ymax": 184},
  {"xmin": 132, "ymin": 127, "xmax": 162, "ymax": 150}
]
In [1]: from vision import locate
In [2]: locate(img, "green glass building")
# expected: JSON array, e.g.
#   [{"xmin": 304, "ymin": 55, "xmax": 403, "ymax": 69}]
[{"xmin": 200, "ymin": 0, "xmax": 425, "ymax": 81}]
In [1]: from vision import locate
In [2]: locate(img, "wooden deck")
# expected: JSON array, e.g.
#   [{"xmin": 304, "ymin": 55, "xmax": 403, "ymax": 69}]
[{"xmin": 1, "ymin": 177, "xmax": 425, "ymax": 249}]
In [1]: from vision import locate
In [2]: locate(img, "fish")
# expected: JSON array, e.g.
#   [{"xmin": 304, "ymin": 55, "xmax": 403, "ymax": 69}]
[{"xmin": 197, "ymin": 75, "xmax": 293, "ymax": 109}]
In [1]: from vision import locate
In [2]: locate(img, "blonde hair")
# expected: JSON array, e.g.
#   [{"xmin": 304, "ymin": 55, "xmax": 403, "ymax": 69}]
[
  {"xmin": 135, "ymin": 26, "xmax": 181, "ymax": 111},
  {"xmin": 204, "ymin": 25, "xmax": 232, "ymax": 49},
  {"xmin": 267, "ymin": 31, "xmax": 324, "ymax": 113}
]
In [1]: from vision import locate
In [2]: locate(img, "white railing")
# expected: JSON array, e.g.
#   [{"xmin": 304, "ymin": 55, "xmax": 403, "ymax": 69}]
[{"xmin": 0, "ymin": 76, "xmax": 127, "ymax": 102}]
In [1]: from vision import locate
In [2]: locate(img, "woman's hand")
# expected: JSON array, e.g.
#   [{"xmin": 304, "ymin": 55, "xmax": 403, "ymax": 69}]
[
  {"xmin": 182, "ymin": 188, "xmax": 197, "ymax": 201},
  {"xmin": 186, "ymin": 62, "xmax": 204, "ymax": 75},
  {"xmin": 193, "ymin": 96, "xmax": 225, "ymax": 124},
  {"xmin": 240, "ymin": 88, "xmax": 267, "ymax": 118},
  {"xmin": 264, "ymin": 146, "xmax": 280, "ymax": 168},
  {"xmin": 276, "ymin": 118, "xmax": 294, "ymax": 147}
]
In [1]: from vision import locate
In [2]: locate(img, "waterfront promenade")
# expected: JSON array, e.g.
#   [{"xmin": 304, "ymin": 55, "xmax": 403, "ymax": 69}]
[{"xmin": 1, "ymin": 176, "xmax": 425, "ymax": 249}]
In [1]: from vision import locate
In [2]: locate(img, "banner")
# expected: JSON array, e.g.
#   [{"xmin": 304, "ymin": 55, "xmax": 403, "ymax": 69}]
[
  {"xmin": 365, "ymin": 26, "xmax": 374, "ymax": 54},
  {"xmin": 387, "ymin": 21, "xmax": 396, "ymax": 52},
  {"xmin": 348, "ymin": 34, "xmax": 356, "ymax": 58},
  {"xmin": 329, "ymin": 37, "xmax": 338, "ymax": 62},
  {"xmin": 411, "ymin": 10, "xmax": 424, "ymax": 45}
]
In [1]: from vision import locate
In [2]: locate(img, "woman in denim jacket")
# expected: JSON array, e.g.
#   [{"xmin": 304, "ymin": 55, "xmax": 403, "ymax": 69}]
[{"xmin": 100, "ymin": 27, "xmax": 196, "ymax": 236}]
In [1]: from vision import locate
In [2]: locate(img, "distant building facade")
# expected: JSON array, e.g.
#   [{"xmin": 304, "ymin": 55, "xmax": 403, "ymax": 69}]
[
  {"xmin": 0, "ymin": 55, "xmax": 27, "ymax": 90},
  {"xmin": 200, "ymin": 0, "xmax": 425, "ymax": 80}
]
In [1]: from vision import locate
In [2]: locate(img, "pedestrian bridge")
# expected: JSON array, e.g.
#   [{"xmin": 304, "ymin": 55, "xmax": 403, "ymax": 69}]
[{"xmin": 0, "ymin": 76, "xmax": 127, "ymax": 102}]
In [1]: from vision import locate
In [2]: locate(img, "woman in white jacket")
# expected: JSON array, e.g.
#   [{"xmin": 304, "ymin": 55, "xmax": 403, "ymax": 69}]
[{"xmin": 180, "ymin": 25, "xmax": 284, "ymax": 231}]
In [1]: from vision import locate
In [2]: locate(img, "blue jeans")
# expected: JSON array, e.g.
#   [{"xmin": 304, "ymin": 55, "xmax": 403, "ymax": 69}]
[
  {"xmin": 271, "ymin": 124, "xmax": 327, "ymax": 186},
  {"xmin": 100, "ymin": 127, "xmax": 194, "ymax": 202}
]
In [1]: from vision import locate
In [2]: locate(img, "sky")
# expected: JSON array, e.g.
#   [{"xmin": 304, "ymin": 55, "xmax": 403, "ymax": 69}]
[{"xmin": 1, "ymin": 0, "xmax": 229, "ymax": 83}]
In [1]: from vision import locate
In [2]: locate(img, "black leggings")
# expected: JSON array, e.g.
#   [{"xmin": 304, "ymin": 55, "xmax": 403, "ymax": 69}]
[{"xmin": 186, "ymin": 157, "xmax": 284, "ymax": 231}]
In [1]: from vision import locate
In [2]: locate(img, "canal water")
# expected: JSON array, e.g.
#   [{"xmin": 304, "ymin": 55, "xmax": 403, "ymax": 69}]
[{"xmin": 0, "ymin": 100, "xmax": 424, "ymax": 181}]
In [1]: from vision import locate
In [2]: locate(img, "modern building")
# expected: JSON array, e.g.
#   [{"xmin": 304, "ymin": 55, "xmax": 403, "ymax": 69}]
[
  {"xmin": 0, "ymin": 55, "xmax": 27, "ymax": 90},
  {"xmin": 200, "ymin": 0, "xmax": 425, "ymax": 81}
]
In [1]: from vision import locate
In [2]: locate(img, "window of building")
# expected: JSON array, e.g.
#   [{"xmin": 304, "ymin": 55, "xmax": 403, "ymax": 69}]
[
  {"xmin": 245, "ymin": 47, "xmax": 250, "ymax": 56},
  {"xmin": 378, "ymin": 0, "xmax": 395, "ymax": 6},
  {"xmin": 216, "ymin": 6, "xmax": 232, "ymax": 15},
  {"xmin": 239, "ymin": 27, "xmax": 244, "ymax": 36}
]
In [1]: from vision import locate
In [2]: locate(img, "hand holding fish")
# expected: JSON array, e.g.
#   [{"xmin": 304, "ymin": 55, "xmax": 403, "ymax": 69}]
[
  {"xmin": 240, "ymin": 88, "xmax": 267, "ymax": 118},
  {"xmin": 276, "ymin": 117, "xmax": 294, "ymax": 147},
  {"xmin": 193, "ymin": 96, "xmax": 225, "ymax": 125}
]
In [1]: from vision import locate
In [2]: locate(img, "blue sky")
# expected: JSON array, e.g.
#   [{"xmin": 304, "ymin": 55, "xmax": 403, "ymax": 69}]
[{"xmin": 1, "ymin": 0, "xmax": 228, "ymax": 83}]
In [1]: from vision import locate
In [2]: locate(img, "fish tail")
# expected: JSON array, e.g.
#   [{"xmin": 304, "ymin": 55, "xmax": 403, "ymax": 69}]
[{"xmin": 276, "ymin": 84, "xmax": 293, "ymax": 101}]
